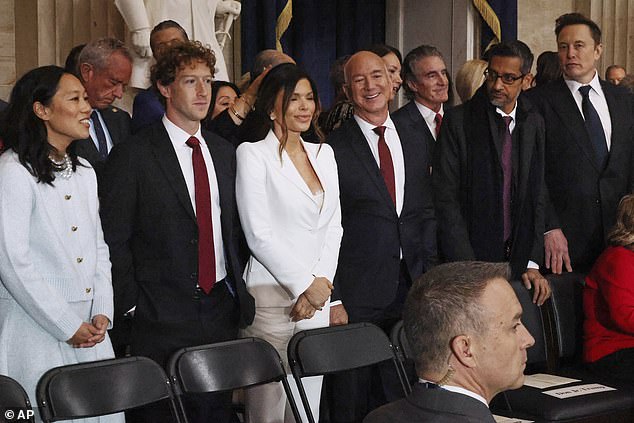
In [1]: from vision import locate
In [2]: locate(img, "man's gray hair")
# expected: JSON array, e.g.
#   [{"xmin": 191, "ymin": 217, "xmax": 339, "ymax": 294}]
[
  {"xmin": 403, "ymin": 261, "xmax": 511, "ymax": 375},
  {"xmin": 78, "ymin": 37, "xmax": 132, "ymax": 75}
]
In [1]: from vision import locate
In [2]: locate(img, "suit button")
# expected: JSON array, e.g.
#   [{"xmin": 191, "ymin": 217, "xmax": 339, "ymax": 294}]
[
  {"xmin": 71, "ymin": 226, "xmax": 78, "ymax": 232},
  {"xmin": 64, "ymin": 195, "xmax": 72, "ymax": 200},
  {"xmin": 190, "ymin": 239, "xmax": 198, "ymax": 245},
  {"xmin": 76, "ymin": 257, "xmax": 83, "ymax": 263},
  {"xmin": 595, "ymin": 199, "xmax": 600, "ymax": 205}
]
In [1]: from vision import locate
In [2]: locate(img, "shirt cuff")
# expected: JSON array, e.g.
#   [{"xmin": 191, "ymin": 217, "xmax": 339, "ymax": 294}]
[{"xmin": 527, "ymin": 260, "xmax": 539, "ymax": 270}]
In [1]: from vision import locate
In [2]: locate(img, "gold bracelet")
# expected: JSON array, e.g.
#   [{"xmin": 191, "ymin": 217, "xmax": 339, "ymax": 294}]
[
  {"xmin": 240, "ymin": 95, "xmax": 255, "ymax": 110},
  {"xmin": 229, "ymin": 105, "xmax": 246, "ymax": 121}
]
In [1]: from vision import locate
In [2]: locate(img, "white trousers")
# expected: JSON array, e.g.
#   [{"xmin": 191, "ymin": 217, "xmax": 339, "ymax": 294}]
[{"xmin": 241, "ymin": 303, "xmax": 329, "ymax": 423}]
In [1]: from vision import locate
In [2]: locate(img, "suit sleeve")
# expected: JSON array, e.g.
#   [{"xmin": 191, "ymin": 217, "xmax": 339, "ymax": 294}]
[
  {"xmin": 235, "ymin": 144, "xmax": 316, "ymax": 300},
  {"xmin": 529, "ymin": 117, "xmax": 546, "ymax": 266},
  {"xmin": 99, "ymin": 142, "xmax": 139, "ymax": 322},
  {"xmin": 432, "ymin": 113, "xmax": 476, "ymax": 261},
  {"xmin": 0, "ymin": 163, "xmax": 83, "ymax": 341}
]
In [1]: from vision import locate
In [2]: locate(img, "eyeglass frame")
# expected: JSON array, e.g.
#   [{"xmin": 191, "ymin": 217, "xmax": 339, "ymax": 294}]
[{"xmin": 483, "ymin": 68, "xmax": 526, "ymax": 85}]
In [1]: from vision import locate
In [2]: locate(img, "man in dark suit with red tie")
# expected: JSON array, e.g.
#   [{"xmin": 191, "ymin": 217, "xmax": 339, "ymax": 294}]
[
  {"xmin": 75, "ymin": 38, "xmax": 132, "ymax": 177},
  {"xmin": 326, "ymin": 50, "xmax": 437, "ymax": 422},
  {"xmin": 100, "ymin": 40, "xmax": 254, "ymax": 423},
  {"xmin": 433, "ymin": 40, "xmax": 550, "ymax": 305},
  {"xmin": 529, "ymin": 13, "xmax": 634, "ymax": 274}
]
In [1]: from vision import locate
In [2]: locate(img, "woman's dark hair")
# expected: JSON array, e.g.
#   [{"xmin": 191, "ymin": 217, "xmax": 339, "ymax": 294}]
[
  {"xmin": 534, "ymin": 51, "xmax": 562, "ymax": 87},
  {"xmin": 0, "ymin": 65, "xmax": 81, "ymax": 184},
  {"xmin": 202, "ymin": 81, "xmax": 241, "ymax": 126},
  {"xmin": 243, "ymin": 63, "xmax": 324, "ymax": 156},
  {"xmin": 366, "ymin": 43, "xmax": 403, "ymax": 64}
]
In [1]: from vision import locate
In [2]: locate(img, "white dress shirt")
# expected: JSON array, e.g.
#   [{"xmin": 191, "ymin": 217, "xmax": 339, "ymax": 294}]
[
  {"xmin": 354, "ymin": 114, "xmax": 405, "ymax": 216},
  {"xmin": 419, "ymin": 379, "xmax": 488, "ymax": 407},
  {"xmin": 564, "ymin": 70, "xmax": 612, "ymax": 151},
  {"xmin": 88, "ymin": 109, "xmax": 114, "ymax": 153},
  {"xmin": 162, "ymin": 115, "xmax": 227, "ymax": 283},
  {"xmin": 415, "ymin": 101, "xmax": 444, "ymax": 140}
]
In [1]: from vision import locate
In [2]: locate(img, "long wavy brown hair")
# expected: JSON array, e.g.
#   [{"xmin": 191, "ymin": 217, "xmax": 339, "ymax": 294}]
[{"xmin": 608, "ymin": 194, "xmax": 634, "ymax": 250}]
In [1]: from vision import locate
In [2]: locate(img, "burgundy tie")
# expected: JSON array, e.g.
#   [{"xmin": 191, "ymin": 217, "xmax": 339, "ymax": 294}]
[
  {"xmin": 186, "ymin": 136, "xmax": 216, "ymax": 294},
  {"xmin": 434, "ymin": 113, "xmax": 443, "ymax": 138},
  {"xmin": 501, "ymin": 116, "xmax": 513, "ymax": 242},
  {"xmin": 373, "ymin": 126, "xmax": 396, "ymax": 206}
]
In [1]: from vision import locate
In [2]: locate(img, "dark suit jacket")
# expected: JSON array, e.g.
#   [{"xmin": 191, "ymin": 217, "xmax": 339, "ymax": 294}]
[
  {"xmin": 74, "ymin": 105, "xmax": 131, "ymax": 176},
  {"xmin": 328, "ymin": 117, "xmax": 437, "ymax": 321},
  {"xmin": 0, "ymin": 99, "xmax": 7, "ymax": 112},
  {"xmin": 433, "ymin": 86, "xmax": 545, "ymax": 278},
  {"xmin": 363, "ymin": 383, "xmax": 496, "ymax": 423},
  {"xmin": 100, "ymin": 121, "xmax": 255, "ymax": 358},
  {"xmin": 529, "ymin": 78, "xmax": 634, "ymax": 272},
  {"xmin": 392, "ymin": 100, "xmax": 436, "ymax": 165},
  {"xmin": 131, "ymin": 88, "xmax": 164, "ymax": 134}
]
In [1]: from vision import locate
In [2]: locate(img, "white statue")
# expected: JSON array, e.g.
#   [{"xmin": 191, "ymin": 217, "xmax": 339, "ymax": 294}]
[{"xmin": 115, "ymin": 0, "xmax": 241, "ymax": 89}]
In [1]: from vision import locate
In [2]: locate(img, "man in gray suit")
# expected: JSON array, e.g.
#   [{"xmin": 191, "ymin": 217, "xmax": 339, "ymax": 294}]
[
  {"xmin": 365, "ymin": 261, "xmax": 535, "ymax": 423},
  {"xmin": 74, "ymin": 38, "xmax": 132, "ymax": 177}
]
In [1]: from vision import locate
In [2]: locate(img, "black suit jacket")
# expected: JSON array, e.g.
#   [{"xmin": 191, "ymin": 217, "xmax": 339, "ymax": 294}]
[
  {"xmin": 433, "ymin": 87, "xmax": 545, "ymax": 278},
  {"xmin": 530, "ymin": 78, "xmax": 634, "ymax": 271},
  {"xmin": 327, "ymin": 117, "xmax": 436, "ymax": 320},
  {"xmin": 100, "ymin": 121, "xmax": 254, "ymax": 345},
  {"xmin": 392, "ymin": 100, "xmax": 436, "ymax": 165},
  {"xmin": 363, "ymin": 383, "xmax": 496, "ymax": 423},
  {"xmin": 74, "ymin": 105, "xmax": 131, "ymax": 176}
]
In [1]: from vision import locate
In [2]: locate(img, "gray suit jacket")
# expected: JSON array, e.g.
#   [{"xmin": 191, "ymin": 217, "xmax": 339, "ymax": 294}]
[{"xmin": 364, "ymin": 383, "xmax": 496, "ymax": 423}]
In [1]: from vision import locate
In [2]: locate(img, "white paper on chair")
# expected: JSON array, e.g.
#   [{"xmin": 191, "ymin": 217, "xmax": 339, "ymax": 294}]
[
  {"xmin": 523, "ymin": 373, "xmax": 580, "ymax": 389},
  {"xmin": 542, "ymin": 383, "xmax": 616, "ymax": 399},
  {"xmin": 493, "ymin": 414, "xmax": 534, "ymax": 423}
]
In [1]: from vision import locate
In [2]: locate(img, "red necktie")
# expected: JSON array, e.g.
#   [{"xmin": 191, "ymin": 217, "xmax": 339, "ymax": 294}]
[
  {"xmin": 373, "ymin": 126, "xmax": 396, "ymax": 206},
  {"xmin": 501, "ymin": 116, "xmax": 513, "ymax": 242},
  {"xmin": 434, "ymin": 113, "xmax": 443, "ymax": 138},
  {"xmin": 186, "ymin": 136, "xmax": 216, "ymax": 294}
]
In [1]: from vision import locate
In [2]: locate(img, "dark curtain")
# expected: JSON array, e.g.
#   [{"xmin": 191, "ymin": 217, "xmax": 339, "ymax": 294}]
[
  {"xmin": 481, "ymin": 0, "xmax": 517, "ymax": 55},
  {"xmin": 241, "ymin": 0, "xmax": 386, "ymax": 109}
]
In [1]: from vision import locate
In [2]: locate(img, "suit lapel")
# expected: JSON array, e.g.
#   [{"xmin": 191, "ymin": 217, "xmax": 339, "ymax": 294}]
[
  {"xmin": 550, "ymin": 80, "xmax": 600, "ymax": 172},
  {"xmin": 100, "ymin": 107, "xmax": 120, "ymax": 145},
  {"xmin": 514, "ymin": 102, "xmax": 535, "ymax": 210},
  {"xmin": 263, "ymin": 131, "xmax": 315, "ymax": 201},
  {"xmin": 150, "ymin": 124, "xmax": 196, "ymax": 221},
  {"xmin": 602, "ymin": 80, "xmax": 626, "ymax": 172},
  {"xmin": 346, "ymin": 120, "xmax": 397, "ymax": 213}
]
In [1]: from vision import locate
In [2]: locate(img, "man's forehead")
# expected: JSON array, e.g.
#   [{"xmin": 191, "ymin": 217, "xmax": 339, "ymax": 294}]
[
  {"xmin": 481, "ymin": 278, "xmax": 521, "ymax": 321},
  {"xmin": 176, "ymin": 61, "xmax": 212, "ymax": 76}
]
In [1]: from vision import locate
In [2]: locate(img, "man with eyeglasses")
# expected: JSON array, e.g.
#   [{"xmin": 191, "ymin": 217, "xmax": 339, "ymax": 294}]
[
  {"xmin": 433, "ymin": 40, "xmax": 551, "ymax": 305},
  {"xmin": 529, "ymin": 13, "xmax": 634, "ymax": 275}
]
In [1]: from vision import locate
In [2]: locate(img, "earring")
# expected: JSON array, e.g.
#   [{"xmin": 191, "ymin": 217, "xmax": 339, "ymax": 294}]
[{"xmin": 270, "ymin": 114, "xmax": 276, "ymax": 121}]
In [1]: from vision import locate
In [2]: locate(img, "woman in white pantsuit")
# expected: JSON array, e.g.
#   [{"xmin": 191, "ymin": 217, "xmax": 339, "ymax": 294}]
[
  {"xmin": 0, "ymin": 66, "xmax": 121, "ymax": 423},
  {"xmin": 236, "ymin": 63, "xmax": 343, "ymax": 423}
]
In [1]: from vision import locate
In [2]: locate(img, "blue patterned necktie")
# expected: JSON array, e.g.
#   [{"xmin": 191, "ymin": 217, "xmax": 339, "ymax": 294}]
[{"xmin": 578, "ymin": 85, "xmax": 608, "ymax": 168}]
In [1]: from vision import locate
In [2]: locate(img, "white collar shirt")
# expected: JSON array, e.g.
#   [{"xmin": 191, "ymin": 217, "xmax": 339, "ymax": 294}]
[
  {"xmin": 415, "ymin": 101, "xmax": 444, "ymax": 141},
  {"xmin": 418, "ymin": 379, "xmax": 489, "ymax": 408},
  {"xmin": 162, "ymin": 115, "xmax": 227, "ymax": 282},
  {"xmin": 564, "ymin": 70, "xmax": 612, "ymax": 151},
  {"xmin": 354, "ymin": 114, "xmax": 405, "ymax": 216}
]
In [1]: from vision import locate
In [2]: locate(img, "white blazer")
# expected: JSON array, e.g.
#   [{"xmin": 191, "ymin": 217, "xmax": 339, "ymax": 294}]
[{"xmin": 236, "ymin": 130, "xmax": 343, "ymax": 307}]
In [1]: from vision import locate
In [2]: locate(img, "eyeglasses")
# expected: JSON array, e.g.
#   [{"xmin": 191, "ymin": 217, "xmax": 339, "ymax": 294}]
[{"xmin": 483, "ymin": 68, "xmax": 525, "ymax": 85}]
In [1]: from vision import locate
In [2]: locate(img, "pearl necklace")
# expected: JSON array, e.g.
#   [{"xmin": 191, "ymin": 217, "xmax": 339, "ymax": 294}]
[{"xmin": 50, "ymin": 154, "xmax": 73, "ymax": 180}]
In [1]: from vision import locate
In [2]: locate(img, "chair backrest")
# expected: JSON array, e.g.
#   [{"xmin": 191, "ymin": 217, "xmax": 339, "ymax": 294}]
[
  {"xmin": 0, "ymin": 375, "xmax": 33, "ymax": 422},
  {"xmin": 168, "ymin": 337, "xmax": 302, "ymax": 423},
  {"xmin": 168, "ymin": 337, "xmax": 288, "ymax": 394},
  {"xmin": 390, "ymin": 320, "xmax": 413, "ymax": 362},
  {"xmin": 288, "ymin": 322, "xmax": 401, "ymax": 376},
  {"xmin": 547, "ymin": 272, "xmax": 586, "ymax": 364},
  {"xmin": 509, "ymin": 280, "xmax": 550, "ymax": 368},
  {"xmin": 36, "ymin": 356, "xmax": 179, "ymax": 422}
]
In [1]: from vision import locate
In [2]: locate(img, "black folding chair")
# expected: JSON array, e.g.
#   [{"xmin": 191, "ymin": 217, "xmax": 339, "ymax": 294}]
[
  {"xmin": 288, "ymin": 322, "xmax": 408, "ymax": 423},
  {"xmin": 389, "ymin": 320, "xmax": 416, "ymax": 394},
  {"xmin": 0, "ymin": 375, "xmax": 34, "ymax": 423},
  {"xmin": 36, "ymin": 356, "xmax": 180, "ymax": 422},
  {"xmin": 168, "ymin": 337, "xmax": 302, "ymax": 423}
]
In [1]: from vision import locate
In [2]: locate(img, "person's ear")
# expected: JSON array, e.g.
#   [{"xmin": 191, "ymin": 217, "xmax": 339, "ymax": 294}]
[
  {"xmin": 450, "ymin": 334, "xmax": 477, "ymax": 368},
  {"xmin": 33, "ymin": 101, "xmax": 50, "ymax": 121},
  {"xmin": 522, "ymin": 73, "xmax": 533, "ymax": 91},
  {"xmin": 79, "ymin": 62, "xmax": 93, "ymax": 83}
]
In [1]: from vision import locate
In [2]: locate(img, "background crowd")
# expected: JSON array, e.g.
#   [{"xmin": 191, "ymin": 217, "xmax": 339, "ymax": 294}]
[{"xmin": 1, "ymin": 9, "xmax": 634, "ymax": 423}]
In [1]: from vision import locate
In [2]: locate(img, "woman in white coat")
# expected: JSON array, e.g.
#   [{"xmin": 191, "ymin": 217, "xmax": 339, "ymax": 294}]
[
  {"xmin": 236, "ymin": 63, "xmax": 343, "ymax": 423},
  {"xmin": 0, "ymin": 66, "xmax": 121, "ymax": 422}
]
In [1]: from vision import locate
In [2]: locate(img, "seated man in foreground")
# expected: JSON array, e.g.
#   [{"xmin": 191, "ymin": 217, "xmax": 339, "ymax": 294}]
[{"xmin": 365, "ymin": 261, "xmax": 535, "ymax": 422}]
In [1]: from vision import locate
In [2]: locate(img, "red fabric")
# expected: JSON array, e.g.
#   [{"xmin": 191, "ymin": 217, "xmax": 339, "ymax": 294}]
[
  {"xmin": 583, "ymin": 246, "xmax": 634, "ymax": 362},
  {"xmin": 373, "ymin": 126, "xmax": 395, "ymax": 206},
  {"xmin": 186, "ymin": 136, "xmax": 216, "ymax": 294},
  {"xmin": 434, "ymin": 113, "xmax": 443, "ymax": 138}
]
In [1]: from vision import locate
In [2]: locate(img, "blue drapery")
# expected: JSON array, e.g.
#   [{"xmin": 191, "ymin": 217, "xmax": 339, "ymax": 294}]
[
  {"xmin": 481, "ymin": 0, "xmax": 517, "ymax": 54},
  {"xmin": 241, "ymin": 0, "xmax": 386, "ymax": 109}
]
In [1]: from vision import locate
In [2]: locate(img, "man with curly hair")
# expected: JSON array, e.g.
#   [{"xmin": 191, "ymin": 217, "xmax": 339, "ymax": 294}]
[{"xmin": 100, "ymin": 40, "xmax": 255, "ymax": 423}]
